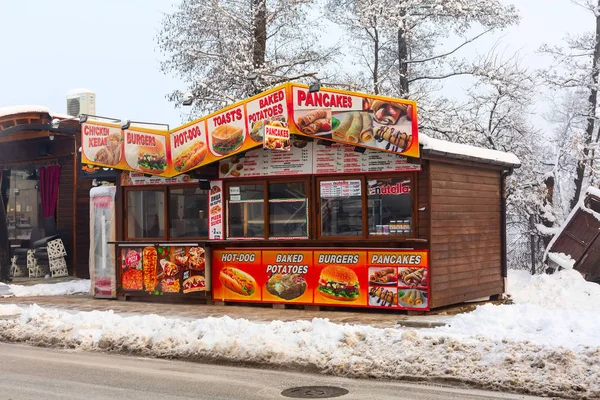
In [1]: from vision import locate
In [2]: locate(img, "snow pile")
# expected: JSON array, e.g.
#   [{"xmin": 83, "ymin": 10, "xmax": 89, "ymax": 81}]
[
  {"xmin": 0, "ymin": 303, "xmax": 597, "ymax": 398},
  {"xmin": 507, "ymin": 269, "xmax": 600, "ymax": 311},
  {"xmin": 0, "ymin": 280, "xmax": 90, "ymax": 297},
  {"xmin": 546, "ymin": 252, "xmax": 576, "ymax": 269}
]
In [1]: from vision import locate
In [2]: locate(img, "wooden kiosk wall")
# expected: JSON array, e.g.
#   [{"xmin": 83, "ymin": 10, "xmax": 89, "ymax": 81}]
[{"xmin": 427, "ymin": 160, "xmax": 504, "ymax": 308}]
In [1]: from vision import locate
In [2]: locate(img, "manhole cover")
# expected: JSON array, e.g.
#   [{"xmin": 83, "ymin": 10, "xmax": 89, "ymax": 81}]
[{"xmin": 281, "ymin": 386, "xmax": 349, "ymax": 398}]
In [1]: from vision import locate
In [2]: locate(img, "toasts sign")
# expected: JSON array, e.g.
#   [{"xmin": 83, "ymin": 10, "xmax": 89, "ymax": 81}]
[{"xmin": 81, "ymin": 83, "xmax": 419, "ymax": 177}]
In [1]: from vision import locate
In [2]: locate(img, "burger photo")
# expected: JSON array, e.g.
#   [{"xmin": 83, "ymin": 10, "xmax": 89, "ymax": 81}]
[
  {"xmin": 318, "ymin": 265, "xmax": 360, "ymax": 301},
  {"xmin": 211, "ymin": 124, "xmax": 244, "ymax": 155},
  {"xmin": 138, "ymin": 140, "xmax": 167, "ymax": 174}
]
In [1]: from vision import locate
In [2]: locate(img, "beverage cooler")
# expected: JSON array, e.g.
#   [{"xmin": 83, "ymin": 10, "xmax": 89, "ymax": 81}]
[{"xmin": 89, "ymin": 186, "xmax": 117, "ymax": 298}]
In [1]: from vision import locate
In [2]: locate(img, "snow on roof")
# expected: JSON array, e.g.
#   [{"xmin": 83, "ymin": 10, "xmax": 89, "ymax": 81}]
[
  {"xmin": 51, "ymin": 112, "xmax": 75, "ymax": 120},
  {"xmin": 0, "ymin": 105, "xmax": 50, "ymax": 119},
  {"xmin": 67, "ymin": 88, "xmax": 94, "ymax": 96},
  {"xmin": 420, "ymin": 133, "xmax": 521, "ymax": 167}
]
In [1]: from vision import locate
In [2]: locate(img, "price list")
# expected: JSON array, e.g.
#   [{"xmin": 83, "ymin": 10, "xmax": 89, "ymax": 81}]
[{"xmin": 219, "ymin": 142, "xmax": 421, "ymax": 178}]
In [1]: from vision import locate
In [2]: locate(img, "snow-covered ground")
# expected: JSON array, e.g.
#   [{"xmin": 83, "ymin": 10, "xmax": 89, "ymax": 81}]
[
  {"xmin": 0, "ymin": 270, "xmax": 598, "ymax": 398},
  {"xmin": 0, "ymin": 280, "xmax": 90, "ymax": 297}
]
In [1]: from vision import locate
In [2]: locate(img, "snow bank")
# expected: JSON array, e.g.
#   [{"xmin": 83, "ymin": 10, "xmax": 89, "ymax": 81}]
[
  {"xmin": 546, "ymin": 252, "xmax": 576, "ymax": 270},
  {"xmin": 0, "ymin": 303, "xmax": 597, "ymax": 398},
  {"xmin": 0, "ymin": 280, "xmax": 90, "ymax": 297},
  {"xmin": 420, "ymin": 133, "xmax": 521, "ymax": 166},
  {"xmin": 507, "ymin": 269, "xmax": 600, "ymax": 311}
]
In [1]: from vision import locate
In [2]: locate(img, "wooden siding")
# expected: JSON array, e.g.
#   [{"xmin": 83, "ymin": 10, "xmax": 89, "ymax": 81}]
[
  {"xmin": 429, "ymin": 162, "xmax": 504, "ymax": 308},
  {"xmin": 417, "ymin": 161, "xmax": 429, "ymax": 240}
]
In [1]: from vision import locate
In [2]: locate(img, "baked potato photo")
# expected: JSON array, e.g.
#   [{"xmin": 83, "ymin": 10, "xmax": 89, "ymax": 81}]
[{"xmin": 266, "ymin": 273, "xmax": 307, "ymax": 300}]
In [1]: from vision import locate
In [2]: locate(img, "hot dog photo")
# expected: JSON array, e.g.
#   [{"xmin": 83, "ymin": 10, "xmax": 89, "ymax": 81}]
[{"xmin": 219, "ymin": 267, "xmax": 258, "ymax": 297}]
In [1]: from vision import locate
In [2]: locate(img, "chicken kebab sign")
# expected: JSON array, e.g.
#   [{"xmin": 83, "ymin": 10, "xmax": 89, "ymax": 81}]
[
  {"xmin": 289, "ymin": 84, "xmax": 419, "ymax": 158},
  {"xmin": 81, "ymin": 122, "xmax": 172, "ymax": 177}
]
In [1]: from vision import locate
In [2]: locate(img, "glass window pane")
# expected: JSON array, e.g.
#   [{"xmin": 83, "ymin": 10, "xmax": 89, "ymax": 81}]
[
  {"xmin": 269, "ymin": 182, "xmax": 306, "ymax": 199},
  {"xmin": 269, "ymin": 200, "xmax": 308, "ymax": 238},
  {"xmin": 169, "ymin": 188, "xmax": 209, "ymax": 238},
  {"xmin": 228, "ymin": 202, "xmax": 264, "ymax": 238},
  {"xmin": 269, "ymin": 182, "xmax": 308, "ymax": 238},
  {"xmin": 7, "ymin": 168, "xmax": 40, "ymax": 243},
  {"xmin": 227, "ymin": 183, "xmax": 264, "ymax": 238},
  {"xmin": 367, "ymin": 178, "xmax": 412, "ymax": 236},
  {"xmin": 320, "ymin": 180, "xmax": 363, "ymax": 237},
  {"xmin": 127, "ymin": 190, "xmax": 165, "ymax": 238}
]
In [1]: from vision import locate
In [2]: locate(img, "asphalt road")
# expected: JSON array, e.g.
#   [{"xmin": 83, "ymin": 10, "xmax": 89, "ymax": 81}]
[{"xmin": 0, "ymin": 343, "xmax": 541, "ymax": 400}]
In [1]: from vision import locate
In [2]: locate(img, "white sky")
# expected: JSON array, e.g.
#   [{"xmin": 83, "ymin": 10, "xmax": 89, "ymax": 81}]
[{"xmin": 0, "ymin": 0, "xmax": 593, "ymax": 128}]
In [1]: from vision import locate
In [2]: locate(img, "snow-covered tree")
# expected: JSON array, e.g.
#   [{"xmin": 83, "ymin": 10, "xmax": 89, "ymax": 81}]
[
  {"xmin": 325, "ymin": 0, "xmax": 519, "ymax": 98},
  {"xmin": 539, "ymin": 0, "xmax": 600, "ymax": 210},
  {"xmin": 422, "ymin": 52, "xmax": 555, "ymax": 272},
  {"xmin": 157, "ymin": 0, "xmax": 329, "ymax": 116}
]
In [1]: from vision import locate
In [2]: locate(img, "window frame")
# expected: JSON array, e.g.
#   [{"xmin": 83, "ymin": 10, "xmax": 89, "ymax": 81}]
[
  {"xmin": 224, "ymin": 177, "xmax": 311, "ymax": 240},
  {"xmin": 316, "ymin": 173, "xmax": 417, "ymax": 240},
  {"xmin": 124, "ymin": 184, "xmax": 210, "ymax": 241}
]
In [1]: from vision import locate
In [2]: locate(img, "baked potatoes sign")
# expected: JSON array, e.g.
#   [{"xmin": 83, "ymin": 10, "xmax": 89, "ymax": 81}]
[
  {"xmin": 212, "ymin": 248, "xmax": 429, "ymax": 310},
  {"xmin": 81, "ymin": 83, "xmax": 419, "ymax": 177}
]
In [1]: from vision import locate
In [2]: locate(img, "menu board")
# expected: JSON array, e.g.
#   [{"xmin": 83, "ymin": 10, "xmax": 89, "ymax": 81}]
[
  {"xmin": 218, "ymin": 142, "xmax": 420, "ymax": 178},
  {"xmin": 320, "ymin": 180, "xmax": 362, "ymax": 197},
  {"xmin": 120, "ymin": 171, "xmax": 198, "ymax": 186},
  {"xmin": 81, "ymin": 83, "xmax": 420, "ymax": 178},
  {"xmin": 212, "ymin": 249, "xmax": 429, "ymax": 310},
  {"xmin": 209, "ymin": 181, "xmax": 224, "ymax": 240},
  {"xmin": 120, "ymin": 245, "xmax": 208, "ymax": 296}
]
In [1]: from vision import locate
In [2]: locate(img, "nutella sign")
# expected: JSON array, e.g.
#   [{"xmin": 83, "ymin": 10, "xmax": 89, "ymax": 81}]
[{"xmin": 368, "ymin": 179, "xmax": 411, "ymax": 196}]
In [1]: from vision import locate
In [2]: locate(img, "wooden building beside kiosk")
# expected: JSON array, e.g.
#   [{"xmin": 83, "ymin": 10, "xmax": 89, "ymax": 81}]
[
  {"xmin": 84, "ymin": 83, "xmax": 520, "ymax": 311},
  {"xmin": 0, "ymin": 106, "xmax": 93, "ymax": 278}
]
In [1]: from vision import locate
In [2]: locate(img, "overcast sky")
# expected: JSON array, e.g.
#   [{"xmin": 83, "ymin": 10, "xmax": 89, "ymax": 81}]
[{"xmin": 0, "ymin": 0, "xmax": 592, "ymax": 128}]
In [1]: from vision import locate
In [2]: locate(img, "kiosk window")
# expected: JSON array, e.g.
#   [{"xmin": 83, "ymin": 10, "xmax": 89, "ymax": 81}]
[
  {"xmin": 318, "ymin": 175, "xmax": 415, "ymax": 239},
  {"xmin": 269, "ymin": 182, "xmax": 308, "ymax": 238},
  {"xmin": 127, "ymin": 190, "xmax": 165, "ymax": 239},
  {"xmin": 319, "ymin": 180, "xmax": 363, "ymax": 237},
  {"xmin": 169, "ymin": 188, "xmax": 209, "ymax": 238},
  {"xmin": 367, "ymin": 178, "xmax": 412, "ymax": 236},
  {"xmin": 227, "ymin": 184, "xmax": 265, "ymax": 238}
]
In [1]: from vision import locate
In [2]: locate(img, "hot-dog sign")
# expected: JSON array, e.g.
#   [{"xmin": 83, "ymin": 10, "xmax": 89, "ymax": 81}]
[
  {"xmin": 289, "ymin": 84, "xmax": 419, "ymax": 158},
  {"xmin": 212, "ymin": 250, "xmax": 262, "ymax": 302},
  {"xmin": 262, "ymin": 250, "xmax": 313, "ymax": 303},
  {"xmin": 170, "ymin": 120, "xmax": 209, "ymax": 174},
  {"xmin": 81, "ymin": 122, "xmax": 124, "ymax": 168}
]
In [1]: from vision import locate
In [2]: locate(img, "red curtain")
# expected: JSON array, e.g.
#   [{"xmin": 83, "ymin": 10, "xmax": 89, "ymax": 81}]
[{"xmin": 39, "ymin": 165, "xmax": 60, "ymax": 218}]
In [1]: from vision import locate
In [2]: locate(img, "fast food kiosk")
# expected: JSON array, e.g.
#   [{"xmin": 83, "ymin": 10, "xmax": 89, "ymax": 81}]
[{"xmin": 82, "ymin": 83, "xmax": 520, "ymax": 311}]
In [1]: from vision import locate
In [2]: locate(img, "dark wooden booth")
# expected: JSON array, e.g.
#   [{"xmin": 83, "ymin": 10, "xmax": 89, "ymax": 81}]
[{"xmin": 0, "ymin": 107, "xmax": 92, "ymax": 278}]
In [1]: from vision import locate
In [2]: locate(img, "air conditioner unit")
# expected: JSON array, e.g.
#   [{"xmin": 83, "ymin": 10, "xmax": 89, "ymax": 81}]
[{"xmin": 66, "ymin": 89, "xmax": 96, "ymax": 117}]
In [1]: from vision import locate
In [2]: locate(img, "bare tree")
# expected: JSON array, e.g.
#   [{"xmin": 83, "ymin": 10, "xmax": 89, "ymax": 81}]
[
  {"xmin": 326, "ymin": 0, "xmax": 519, "ymax": 98},
  {"xmin": 540, "ymin": 0, "xmax": 600, "ymax": 210},
  {"xmin": 157, "ymin": 0, "xmax": 330, "ymax": 116}
]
